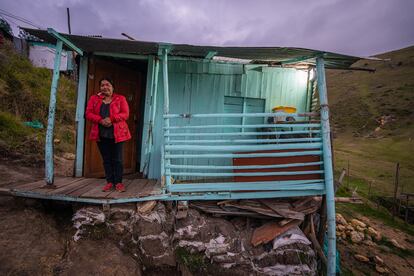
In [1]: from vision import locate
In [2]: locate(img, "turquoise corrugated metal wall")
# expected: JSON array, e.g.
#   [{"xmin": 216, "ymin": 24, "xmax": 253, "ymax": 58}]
[{"xmin": 145, "ymin": 59, "xmax": 310, "ymax": 179}]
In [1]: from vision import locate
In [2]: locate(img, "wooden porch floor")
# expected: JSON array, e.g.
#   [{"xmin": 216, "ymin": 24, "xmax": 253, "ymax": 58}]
[{"xmin": 0, "ymin": 176, "xmax": 162, "ymax": 203}]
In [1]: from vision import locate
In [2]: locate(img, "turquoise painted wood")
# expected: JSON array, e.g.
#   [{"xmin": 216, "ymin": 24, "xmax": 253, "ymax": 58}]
[
  {"xmin": 168, "ymin": 180, "xmax": 324, "ymax": 192},
  {"xmin": 166, "ymin": 161, "xmax": 324, "ymax": 170},
  {"xmin": 47, "ymin": 28, "xmax": 83, "ymax": 55},
  {"xmin": 166, "ymin": 151, "xmax": 322, "ymax": 159},
  {"xmin": 10, "ymin": 188, "xmax": 326, "ymax": 205},
  {"xmin": 161, "ymin": 47, "xmax": 172, "ymax": 190},
  {"xmin": 166, "ymin": 123, "xmax": 321, "ymax": 129},
  {"xmin": 74, "ymin": 56, "xmax": 88, "ymax": 177},
  {"xmin": 166, "ymin": 143, "xmax": 322, "ymax": 152},
  {"xmin": 140, "ymin": 56, "xmax": 155, "ymax": 173},
  {"xmin": 168, "ymin": 170, "xmax": 324, "ymax": 177},
  {"xmin": 167, "ymin": 138, "xmax": 322, "ymax": 144},
  {"xmin": 165, "ymin": 130, "xmax": 320, "ymax": 137},
  {"xmin": 146, "ymin": 59, "xmax": 311, "ymax": 179},
  {"xmin": 316, "ymin": 57, "xmax": 336, "ymax": 275},
  {"xmin": 45, "ymin": 40, "xmax": 63, "ymax": 185}
]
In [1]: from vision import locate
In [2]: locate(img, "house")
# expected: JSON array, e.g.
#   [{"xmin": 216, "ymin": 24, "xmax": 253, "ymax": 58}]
[{"xmin": 9, "ymin": 27, "xmax": 374, "ymax": 274}]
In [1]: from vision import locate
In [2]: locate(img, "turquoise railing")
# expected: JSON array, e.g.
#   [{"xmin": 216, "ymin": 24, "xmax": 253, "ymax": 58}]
[{"xmin": 162, "ymin": 112, "xmax": 325, "ymax": 196}]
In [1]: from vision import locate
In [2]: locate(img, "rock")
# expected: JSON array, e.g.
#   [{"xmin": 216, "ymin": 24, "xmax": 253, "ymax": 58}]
[
  {"xmin": 62, "ymin": 152, "xmax": 75, "ymax": 160},
  {"xmin": 374, "ymin": 255, "xmax": 384, "ymax": 265},
  {"xmin": 70, "ymin": 203, "xmax": 318, "ymax": 275},
  {"xmin": 350, "ymin": 231, "xmax": 364, "ymax": 243},
  {"xmin": 389, "ymin": 239, "xmax": 406, "ymax": 250},
  {"xmin": 137, "ymin": 200, "xmax": 157, "ymax": 214},
  {"xmin": 336, "ymin": 213, "xmax": 347, "ymax": 225},
  {"xmin": 351, "ymin": 219, "xmax": 366, "ymax": 228},
  {"xmin": 346, "ymin": 225, "xmax": 355, "ymax": 232},
  {"xmin": 375, "ymin": 264, "xmax": 389, "ymax": 274},
  {"xmin": 354, "ymin": 254, "xmax": 369, "ymax": 263},
  {"xmin": 356, "ymin": 225, "xmax": 366, "ymax": 232},
  {"xmin": 362, "ymin": 240, "xmax": 376, "ymax": 247},
  {"xmin": 337, "ymin": 225, "xmax": 346, "ymax": 232},
  {"xmin": 378, "ymin": 245, "xmax": 392, "ymax": 253},
  {"xmin": 367, "ymin": 227, "xmax": 382, "ymax": 241}
]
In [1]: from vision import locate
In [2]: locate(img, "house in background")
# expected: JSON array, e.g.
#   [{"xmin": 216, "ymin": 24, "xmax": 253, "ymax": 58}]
[{"xmin": 6, "ymin": 27, "xmax": 375, "ymax": 274}]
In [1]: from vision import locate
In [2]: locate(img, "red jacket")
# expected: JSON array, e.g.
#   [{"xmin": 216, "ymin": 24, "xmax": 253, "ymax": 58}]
[{"xmin": 85, "ymin": 93, "xmax": 132, "ymax": 143}]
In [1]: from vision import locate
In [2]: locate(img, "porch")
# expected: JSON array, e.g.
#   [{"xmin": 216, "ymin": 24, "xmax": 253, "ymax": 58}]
[{"xmin": 0, "ymin": 176, "xmax": 162, "ymax": 204}]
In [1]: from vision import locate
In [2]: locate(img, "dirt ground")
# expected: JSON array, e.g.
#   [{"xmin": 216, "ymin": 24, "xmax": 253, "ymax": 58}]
[
  {"xmin": 1, "ymin": 161, "xmax": 414, "ymax": 275},
  {"xmin": 337, "ymin": 212, "xmax": 414, "ymax": 275}
]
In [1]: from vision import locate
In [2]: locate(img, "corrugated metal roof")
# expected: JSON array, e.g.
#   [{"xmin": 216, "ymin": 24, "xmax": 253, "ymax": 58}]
[{"xmin": 22, "ymin": 27, "xmax": 365, "ymax": 69}]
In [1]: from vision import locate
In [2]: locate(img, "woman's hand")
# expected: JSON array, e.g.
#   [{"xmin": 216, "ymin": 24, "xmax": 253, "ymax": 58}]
[{"xmin": 100, "ymin": 117, "xmax": 112, "ymax": 127}]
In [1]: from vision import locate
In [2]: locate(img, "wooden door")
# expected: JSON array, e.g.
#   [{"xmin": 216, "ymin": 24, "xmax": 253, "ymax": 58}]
[{"xmin": 84, "ymin": 58, "xmax": 142, "ymax": 177}]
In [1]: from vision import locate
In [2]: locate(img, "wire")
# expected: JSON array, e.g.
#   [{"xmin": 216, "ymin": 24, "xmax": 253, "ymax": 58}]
[
  {"xmin": 0, "ymin": 8, "xmax": 42, "ymax": 29},
  {"xmin": 0, "ymin": 14, "xmax": 20, "ymax": 28},
  {"xmin": 0, "ymin": 8, "xmax": 41, "ymax": 27}
]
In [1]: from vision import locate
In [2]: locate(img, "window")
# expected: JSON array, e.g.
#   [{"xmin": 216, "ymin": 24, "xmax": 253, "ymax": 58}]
[{"xmin": 223, "ymin": 96, "xmax": 265, "ymax": 131}]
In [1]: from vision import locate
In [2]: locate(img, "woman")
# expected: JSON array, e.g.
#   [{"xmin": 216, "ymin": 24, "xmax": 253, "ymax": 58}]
[{"xmin": 85, "ymin": 77, "xmax": 131, "ymax": 192}]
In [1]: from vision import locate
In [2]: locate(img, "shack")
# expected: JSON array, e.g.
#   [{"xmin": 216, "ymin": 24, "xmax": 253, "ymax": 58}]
[{"xmin": 6, "ymin": 27, "xmax": 374, "ymax": 274}]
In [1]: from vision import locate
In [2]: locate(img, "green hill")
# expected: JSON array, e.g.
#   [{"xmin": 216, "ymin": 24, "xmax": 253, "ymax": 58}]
[
  {"xmin": 327, "ymin": 46, "xmax": 414, "ymax": 196},
  {"xmin": 0, "ymin": 41, "xmax": 76, "ymax": 164}
]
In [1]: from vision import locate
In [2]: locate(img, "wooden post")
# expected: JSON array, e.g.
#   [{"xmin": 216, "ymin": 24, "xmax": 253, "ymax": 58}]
[
  {"xmin": 316, "ymin": 57, "xmax": 336, "ymax": 275},
  {"xmin": 74, "ymin": 56, "xmax": 88, "ymax": 177},
  {"xmin": 66, "ymin": 8, "xmax": 71, "ymax": 34},
  {"xmin": 161, "ymin": 45, "xmax": 172, "ymax": 191},
  {"xmin": 45, "ymin": 40, "xmax": 63, "ymax": 185},
  {"xmin": 368, "ymin": 181, "xmax": 373, "ymax": 198},
  {"xmin": 393, "ymin": 163, "xmax": 400, "ymax": 217},
  {"xmin": 405, "ymin": 194, "xmax": 409, "ymax": 223},
  {"xmin": 347, "ymin": 160, "xmax": 350, "ymax": 189}
]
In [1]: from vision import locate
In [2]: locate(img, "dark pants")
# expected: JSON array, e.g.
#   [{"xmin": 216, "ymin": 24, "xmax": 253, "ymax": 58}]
[{"xmin": 97, "ymin": 138, "xmax": 124, "ymax": 184}]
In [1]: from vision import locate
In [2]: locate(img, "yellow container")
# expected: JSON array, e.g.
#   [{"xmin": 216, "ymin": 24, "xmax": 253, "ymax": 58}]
[{"xmin": 272, "ymin": 106, "xmax": 297, "ymax": 113}]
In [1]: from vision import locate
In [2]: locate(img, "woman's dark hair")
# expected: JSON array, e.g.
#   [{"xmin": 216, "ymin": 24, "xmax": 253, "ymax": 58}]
[{"xmin": 99, "ymin": 77, "xmax": 115, "ymax": 89}]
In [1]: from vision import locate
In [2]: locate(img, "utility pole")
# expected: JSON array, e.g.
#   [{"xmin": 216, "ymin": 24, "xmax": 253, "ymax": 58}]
[{"xmin": 66, "ymin": 8, "xmax": 71, "ymax": 34}]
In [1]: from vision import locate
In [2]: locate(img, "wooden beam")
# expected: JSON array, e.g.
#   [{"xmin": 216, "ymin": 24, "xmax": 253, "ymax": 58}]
[
  {"xmin": 45, "ymin": 40, "xmax": 63, "ymax": 185},
  {"xmin": 205, "ymin": 51, "xmax": 217, "ymax": 59},
  {"xmin": 47, "ymin": 28, "xmax": 83, "ymax": 55}
]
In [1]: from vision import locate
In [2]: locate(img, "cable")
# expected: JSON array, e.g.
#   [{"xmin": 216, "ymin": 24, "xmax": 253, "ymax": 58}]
[
  {"xmin": 0, "ymin": 9, "xmax": 41, "ymax": 29},
  {"xmin": 0, "ymin": 8, "xmax": 41, "ymax": 27}
]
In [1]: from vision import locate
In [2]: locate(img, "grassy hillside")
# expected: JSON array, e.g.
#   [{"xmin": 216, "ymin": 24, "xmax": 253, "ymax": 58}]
[
  {"xmin": 327, "ymin": 46, "xmax": 414, "ymax": 196},
  {"xmin": 0, "ymin": 41, "xmax": 77, "ymax": 164}
]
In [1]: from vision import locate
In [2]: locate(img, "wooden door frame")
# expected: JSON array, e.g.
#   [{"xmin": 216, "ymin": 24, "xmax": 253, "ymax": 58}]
[{"xmin": 82, "ymin": 56, "xmax": 147, "ymax": 178}]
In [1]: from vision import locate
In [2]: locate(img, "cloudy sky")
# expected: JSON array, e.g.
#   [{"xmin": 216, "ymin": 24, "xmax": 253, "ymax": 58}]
[{"xmin": 1, "ymin": 0, "xmax": 413, "ymax": 56}]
